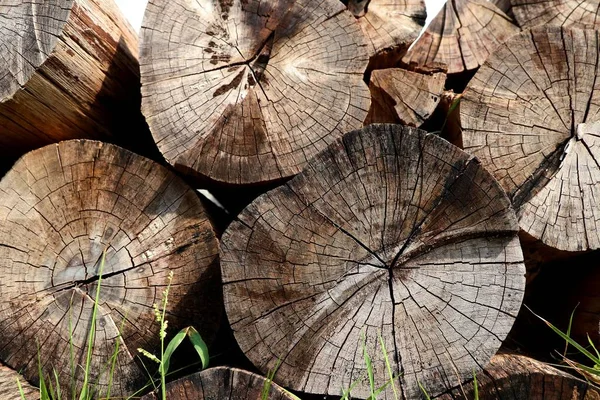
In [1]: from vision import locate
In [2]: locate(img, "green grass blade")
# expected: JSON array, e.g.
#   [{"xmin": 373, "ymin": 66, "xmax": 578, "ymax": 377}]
[
  {"xmin": 261, "ymin": 359, "xmax": 281, "ymax": 400},
  {"xmin": 564, "ymin": 305, "xmax": 578, "ymax": 357},
  {"xmin": 162, "ymin": 327, "xmax": 188, "ymax": 375},
  {"xmin": 378, "ymin": 333, "xmax": 399, "ymax": 400},
  {"xmin": 16, "ymin": 378, "xmax": 27, "ymax": 400},
  {"xmin": 418, "ymin": 381, "xmax": 431, "ymax": 400},
  {"xmin": 38, "ymin": 346, "xmax": 49, "ymax": 400},
  {"xmin": 473, "ymin": 369, "xmax": 479, "ymax": 400},
  {"xmin": 187, "ymin": 327, "xmax": 209, "ymax": 370},
  {"xmin": 362, "ymin": 334, "xmax": 375, "ymax": 399}
]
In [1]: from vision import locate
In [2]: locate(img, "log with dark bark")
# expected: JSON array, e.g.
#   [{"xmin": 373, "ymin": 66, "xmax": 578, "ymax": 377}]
[
  {"xmin": 346, "ymin": 0, "xmax": 426, "ymax": 60},
  {"xmin": 0, "ymin": 0, "xmax": 153, "ymax": 168},
  {"xmin": 140, "ymin": 0, "xmax": 371, "ymax": 185},
  {"xmin": 402, "ymin": 0, "xmax": 519, "ymax": 75},
  {"xmin": 365, "ymin": 68, "xmax": 445, "ymax": 126},
  {"xmin": 508, "ymin": 0, "xmax": 600, "ymax": 30},
  {"xmin": 141, "ymin": 367, "xmax": 295, "ymax": 399},
  {"xmin": 220, "ymin": 124, "xmax": 526, "ymax": 399},
  {"xmin": 0, "ymin": 140, "xmax": 221, "ymax": 398},
  {"xmin": 0, "ymin": 365, "xmax": 38, "ymax": 400},
  {"xmin": 438, "ymin": 353, "xmax": 600, "ymax": 399},
  {"xmin": 462, "ymin": 26, "xmax": 600, "ymax": 252}
]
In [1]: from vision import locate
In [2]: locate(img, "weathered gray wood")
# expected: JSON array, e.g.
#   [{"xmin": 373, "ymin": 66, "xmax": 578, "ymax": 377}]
[
  {"xmin": 346, "ymin": 0, "xmax": 426, "ymax": 58},
  {"xmin": 365, "ymin": 69, "xmax": 445, "ymax": 126},
  {"xmin": 141, "ymin": 367, "xmax": 295, "ymax": 400},
  {"xmin": 508, "ymin": 0, "xmax": 600, "ymax": 30},
  {"xmin": 0, "ymin": 365, "xmax": 38, "ymax": 400},
  {"xmin": 140, "ymin": 0, "xmax": 371, "ymax": 185},
  {"xmin": 462, "ymin": 26, "xmax": 600, "ymax": 252},
  {"xmin": 0, "ymin": 0, "xmax": 149, "ymax": 162},
  {"xmin": 437, "ymin": 354, "xmax": 600, "ymax": 399},
  {"xmin": 403, "ymin": 0, "xmax": 519, "ymax": 74},
  {"xmin": 0, "ymin": 140, "xmax": 221, "ymax": 398},
  {"xmin": 220, "ymin": 124, "xmax": 525, "ymax": 399}
]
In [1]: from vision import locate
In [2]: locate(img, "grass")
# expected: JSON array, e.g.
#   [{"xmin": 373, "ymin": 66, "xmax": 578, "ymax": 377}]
[{"xmin": 19, "ymin": 252, "xmax": 209, "ymax": 400}]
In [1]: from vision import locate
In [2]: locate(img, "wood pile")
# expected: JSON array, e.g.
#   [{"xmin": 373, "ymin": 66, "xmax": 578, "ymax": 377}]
[{"xmin": 1, "ymin": 0, "xmax": 600, "ymax": 399}]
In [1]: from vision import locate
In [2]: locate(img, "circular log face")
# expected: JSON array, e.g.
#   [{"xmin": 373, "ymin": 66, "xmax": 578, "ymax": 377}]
[
  {"xmin": 510, "ymin": 0, "xmax": 600, "ymax": 30},
  {"xmin": 402, "ymin": 0, "xmax": 519, "ymax": 74},
  {"xmin": 0, "ymin": 0, "xmax": 71, "ymax": 102},
  {"xmin": 347, "ymin": 0, "xmax": 426, "ymax": 56},
  {"xmin": 0, "ymin": 141, "xmax": 221, "ymax": 397},
  {"xmin": 221, "ymin": 124, "xmax": 525, "ymax": 398},
  {"xmin": 139, "ymin": 0, "xmax": 371, "ymax": 185},
  {"xmin": 141, "ymin": 367, "xmax": 295, "ymax": 399},
  {"xmin": 462, "ymin": 26, "xmax": 600, "ymax": 252}
]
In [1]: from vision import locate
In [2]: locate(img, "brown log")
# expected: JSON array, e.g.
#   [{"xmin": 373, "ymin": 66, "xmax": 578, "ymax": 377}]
[
  {"xmin": 437, "ymin": 353, "xmax": 600, "ymax": 399},
  {"xmin": 139, "ymin": 0, "xmax": 371, "ymax": 185},
  {"xmin": 508, "ymin": 0, "xmax": 600, "ymax": 30},
  {"xmin": 346, "ymin": 0, "xmax": 426, "ymax": 58},
  {"xmin": 220, "ymin": 124, "xmax": 526, "ymax": 399},
  {"xmin": 461, "ymin": 26, "xmax": 600, "ymax": 252},
  {"xmin": 365, "ymin": 68, "xmax": 445, "ymax": 126},
  {"xmin": 0, "ymin": 140, "xmax": 221, "ymax": 398},
  {"xmin": 402, "ymin": 0, "xmax": 519, "ymax": 74},
  {"xmin": 0, "ymin": 0, "xmax": 153, "ymax": 167},
  {"xmin": 141, "ymin": 367, "xmax": 296, "ymax": 399},
  {"xmin": 0, "ymin": 365, "xmax": 38, "ymax": 400}
]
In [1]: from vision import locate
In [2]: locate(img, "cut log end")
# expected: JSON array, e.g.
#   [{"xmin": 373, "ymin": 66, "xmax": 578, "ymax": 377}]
[
  {"xmin": 0, "ymin": 365, "xmax": 38, "ymax": 400},
  {"xmin": 140, "ymin": 367, "xmax": 296, "ymax": 399},
  {"xmin": 462, "ymin": 26, "xmax": 600, "ymax": 252},
  {"xmin": 510, "ymin": 0, "xmax": 600, "ymax": 30},
  {"xmin": 221, "ymin": 124, "xmax": 525, "ymax": 398},
  {"xmin": 0, "ymin": 140, "xmax": 221, "ymax": 397},
  {"xmin": 140, "ymin": 0, "xmax": 370, "ymax": 185}
]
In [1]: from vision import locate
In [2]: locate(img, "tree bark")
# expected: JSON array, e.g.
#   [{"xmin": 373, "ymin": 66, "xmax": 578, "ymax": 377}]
[
  {"xmin": 0, "ymin": 140, "xmax": 221, "ymax": 398},
  {"xmin": 141, "ymin": 367, "xmax": 296, "ymax": 399},
  {"xmin": 139, "ymin": 0, "xmax": 371, "ymax": 186},
  {"xmin": 346, "ymin": 0, "xmax": 426, "ymax": 58},
  {"xmin": 365, "ymin": 68, "xmax": 445, "ymax": 126},
  {"xmin": 437, "ymin": 353, "xmax": 600, "ymax": 399},
  {"xmin": 402, "ymin": 0, "xmax": 519, "ymax": 74},
  {"xmin": 0, "ymin": 365, "xmax": 38, "ymax": 400},
  {"xmin": 220, "ymin": 124, "xmax": 526, "ymax": 399},
  {"xmin": 462, "ymin": 26, "xmax": 600, "ymax": 252},
  {"xmin": 508, "ymin": 0, "xmax": 600, "ymax": 31},
  {"xmin": 0, "ymin": 0, "xmax": 153, "ymax": 168}
]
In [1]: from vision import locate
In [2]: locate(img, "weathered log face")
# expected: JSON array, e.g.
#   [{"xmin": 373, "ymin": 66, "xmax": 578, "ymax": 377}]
[
  {"xmin": 0, "ymin": 365, "xmax": 38, "ymax": 400},
  {"xmin": 0, "ymin": 0, "xmax": 150, "ymax": 162},
  {"xmin": 220, "ymin": 124, "xmax": 525, "ymax": 398},
  {"xmin": 141, "ymin": 367, "xmax": 295, "ymax": 399},
  {"xmin": 438, "ymin": 353, "xmax": 600, "ymax": 399},
  {"xmin": 346, "ymin": 0, "xmax": 426, "ymax": 57},
  {"xmin": 509, "ymin": 0, "xmax": 600, "ymax": 30},
  {"xmin": 462, "ymin": 26, "xmax": 600, "ymax": 252},
  {"xmin": 402, "ymin": 0, "xmax": 519, "ymax": 74},
  {"xmin": 365, "ymin": 69, "xmax": 445, "ymax": 126},
  {"xmin": 0, "ymin": 140, "xmax": 221, "ymax": 397},
  {"xmin": 140, "ymin": 0, "xmax": 371, "ymax": 185}
]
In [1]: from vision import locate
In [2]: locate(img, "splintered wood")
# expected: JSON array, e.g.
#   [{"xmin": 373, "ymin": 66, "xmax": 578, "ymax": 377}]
[
  {"xmin": 140, "ymin": 0, "xmax": 370, "ymax": 185},
  {"xmin": 508, "ymin": 0, "xmax": 600, "ymax": 30},
  {"xmin": 220, "ymin": 124, "xmax": 525, "ymax": 399},
  {"xmin": 346, "ymin": 0, "xmax": 426, "ymax": 57},
  {"xmin": 0, "ymin": 141, "xmax": 221, "ymax": 397},
  {"xmin": 0, "ymin": 0, "xmax": 144, "ymax": 160},
  {"xmin": 438, "ymin": 354, "xmax": 600, "ymax": 399},
  {"xmin": 366, "ymin": 69, "xmax": 445, "ymax": 126},
  {"xmin": 141, "ymin": 367, "xmax": 296, "ymax": 400},
  {"xmin": 403, "ymin": 0, "xmax": 519, "ymax": 74},
  {"xmin": 462, "ymin": 26, "xmax": 600, "ymax": 252}
]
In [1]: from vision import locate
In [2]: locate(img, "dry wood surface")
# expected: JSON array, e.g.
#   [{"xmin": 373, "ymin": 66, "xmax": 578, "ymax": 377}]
[
  {"xmin": 0, "ymin": 365, "xmax": 38, "ymax": 400},
  {"xmin": 140, "ymin": 0, "xmax": 370, "ymax": 185},
  {"xmin": 462, "ymin": 26, "xmax": 600, "ymax": 252},
  {"xmin": 0, "ymin": 140, "xmax": 221, "ymax": 397},
  {"xmin": 508, "ymin": 0, "xmax": 600, "ymax": 30},
  {"xmin": 220, "ymin": 124, "xmax": 525, "ymax": 399}
]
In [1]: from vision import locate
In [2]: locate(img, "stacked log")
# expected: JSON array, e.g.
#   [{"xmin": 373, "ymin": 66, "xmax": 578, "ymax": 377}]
[
  {"xmin": 139, "ymin": 0, "xmax": 371, "ymax": 185},
  {"xmin": 220, "ymin": 124, "xmax": 526, "ymax": 398},
  {"xmin": 141, "ymin": 367, "xmax": 296, "ymax": 400},
  {"xmin": 507, "ymin": 0, "xmax": 600, "ymax": 30},
  {"xmin": 0, "ymin": 365, "xmax": 38, "ymax": 400},
  {"xmin": 0, "ymin": 140, "xmax": 221, "ymax": 397},
  {"xmin": 0, "ymin": 0, "xmax": 153, "ymax": 170},
  {"xmin": 462, "ymin": 26, "xmax": 600, "ymax": 252}
]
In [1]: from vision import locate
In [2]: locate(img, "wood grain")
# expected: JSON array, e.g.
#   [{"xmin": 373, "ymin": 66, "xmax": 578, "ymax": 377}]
[
  {"xmin": 220, "ymin": 124, "xmax": 525, "ymax": 398},
  {"xmin": 140, "ymin": 0, "xmax": 371, "ymax": 185},
  {"xmin": 462, "ymin": 26, "xmax": 600, "ymax": 252},
  {"xmin": 509, "ymin": 0, "xmax": 600, "ymax": 30},
  {"xmin": 0, "ymin": 140, "xmax": 221, "ymax": 398},
  {"xmin": 0, "ymin": 365, "xmax": 38, "ymax": 400}
]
